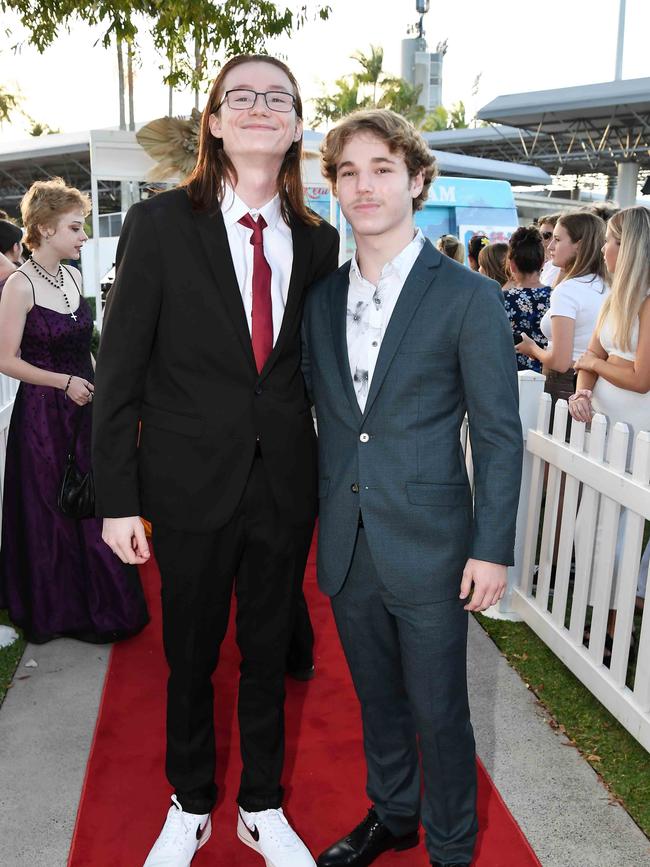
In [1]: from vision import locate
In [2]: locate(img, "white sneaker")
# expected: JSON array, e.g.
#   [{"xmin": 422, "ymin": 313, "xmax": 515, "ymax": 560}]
[
  {"xmin": 143, "ymin": 795, "xmax": 211, "ymax": 866},
  {"xmin": 237, "ymin": 807, "xmax": 316, "ymax": 867}
]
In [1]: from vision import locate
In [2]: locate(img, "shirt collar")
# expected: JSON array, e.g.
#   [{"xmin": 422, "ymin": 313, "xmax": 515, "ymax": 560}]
[
  {"xmin": 350, "ymin": 228, "xmax": 426, "ymax": 288},
  {"xmin": 221, "ymin": 183, "xmax": 282, "ymax": 231}
]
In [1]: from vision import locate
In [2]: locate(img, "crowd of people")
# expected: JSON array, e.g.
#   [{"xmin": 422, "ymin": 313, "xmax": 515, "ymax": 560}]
[
  {"xmin": 0, "ymin": 50, "xmax": 647, "ymax": 867},
  {"xmin": 437, "ymin": 204, "xmax": 649, "ymax": 648}
]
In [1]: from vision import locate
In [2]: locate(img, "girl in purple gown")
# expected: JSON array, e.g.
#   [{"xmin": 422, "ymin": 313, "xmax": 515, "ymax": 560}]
[{"xmin": 0, "ymin": 178, "xmax": 148, "ymax": 644}]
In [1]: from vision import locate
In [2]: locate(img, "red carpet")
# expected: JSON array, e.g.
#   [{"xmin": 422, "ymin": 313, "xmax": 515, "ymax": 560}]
[{"xmin": 68, "ymin": 540, "xmax": 540, "ymax": 866}]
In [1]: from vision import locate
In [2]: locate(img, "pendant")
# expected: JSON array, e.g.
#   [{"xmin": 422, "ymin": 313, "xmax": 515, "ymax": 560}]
[{"xmin": 71, "ymin": 312, "xmax": 78, "ymax": 322}]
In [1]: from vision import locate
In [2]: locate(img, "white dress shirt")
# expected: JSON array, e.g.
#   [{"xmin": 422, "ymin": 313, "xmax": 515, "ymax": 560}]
[
  {"xmin": 347, "ymin": 229, "xmax": 426, "ymax": 411},
  {"xmin": 221, "ymin": 184, "xmax": 293, "ymax": 344}
]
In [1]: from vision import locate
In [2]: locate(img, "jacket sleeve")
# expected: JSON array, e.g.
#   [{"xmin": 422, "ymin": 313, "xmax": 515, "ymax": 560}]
[
  {"xmin": 458, "ymin": 280, "xmax": 523, "ymax": 565},
  {"xmin": 92, "ymin": 202, "xmax": 162, "ymax": 517}
]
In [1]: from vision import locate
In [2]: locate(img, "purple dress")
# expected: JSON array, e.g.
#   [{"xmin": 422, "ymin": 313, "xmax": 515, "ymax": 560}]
[{"xmin": 0, "ymin": 285, "xmax": 149, "ymax": 644}]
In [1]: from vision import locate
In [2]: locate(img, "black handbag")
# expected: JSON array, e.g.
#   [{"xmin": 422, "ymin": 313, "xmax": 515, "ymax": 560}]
[{"xmin": 58, "ymin": 405, "xmax": 95, "ymax": 519}]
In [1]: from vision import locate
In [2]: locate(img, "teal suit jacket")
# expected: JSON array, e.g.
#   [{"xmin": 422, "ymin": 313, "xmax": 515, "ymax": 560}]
[{"xmin": 302, "ymin": 239, "xmax": 523, "ymax": 603}]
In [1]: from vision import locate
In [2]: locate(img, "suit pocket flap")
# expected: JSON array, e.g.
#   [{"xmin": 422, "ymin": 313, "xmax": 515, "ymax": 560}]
[
  {"xmin": 406, "ymin": 482, "xmax": 470, "ymax": 506},
  {"xmin": 318, "ymin": 478, "xmax": 330, "ymax": 498},
  {"xmin": 141, "ymin": 404, "xmax": 203, "ymax": 438}
]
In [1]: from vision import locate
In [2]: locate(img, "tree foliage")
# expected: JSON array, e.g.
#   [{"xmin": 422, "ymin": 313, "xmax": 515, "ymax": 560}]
[
  {"xmin": 350, "ymin": 44, "xmax": 383, "ymax": 107},
  {"xmin": 421, "ymin": 101, "xmax": 469, "ymax": 132},
  {"xmin": 312, "ymin": 44, "xmax": 424, "ymax": 128},
  {"xmin": 0, "ymin": 86, "xmax": 20, "ymax": 124},
  {"xmin": 312, "ymin": 76, "xmax": 368, "ymax": 127},
  {"xmin": 312, "ymin": 43, "xmax": 474, "ymax": 132},
  {"xmin": 378, "ymin": 77, "xmax": 424, "ymax": 126},
  {"xmin": 1, "ymin": 1, "xmax": 331, "ymax": 91}
]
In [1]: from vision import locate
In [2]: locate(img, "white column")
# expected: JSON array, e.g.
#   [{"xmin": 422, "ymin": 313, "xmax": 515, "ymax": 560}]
[
  {"xmin": 615, "ymin": 160, "xmax": 639, "ymax": 208},
  {"xmin": 90, "ymin": 172, "xmax": 102, "ymax": 332}
]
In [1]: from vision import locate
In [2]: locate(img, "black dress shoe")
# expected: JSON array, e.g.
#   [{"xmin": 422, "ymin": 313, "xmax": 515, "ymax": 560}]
[{"xmin": 317, "ymin": 806, "xmax": 419, "ymax": 866}]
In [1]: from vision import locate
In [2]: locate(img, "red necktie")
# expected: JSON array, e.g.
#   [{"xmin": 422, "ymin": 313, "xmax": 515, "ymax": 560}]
[{"xmin": 239, "ymin": 213, "xmax": 273, "ymax": 373}]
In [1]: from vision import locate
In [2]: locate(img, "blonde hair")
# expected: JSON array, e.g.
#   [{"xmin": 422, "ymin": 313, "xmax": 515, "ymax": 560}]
[
  {"xmin": 20, "ymin": 177, "xmax": 91, "ymax": 249},
  {"xmin": 555, "ymin": 212, "xmax": 607, "ymax": 286},
  {"xmin": 478, "ymin": 242, "xmax": 509, "ymax": 286},
  {"xmin": 437, "ymin": 234, "xmax": 464, "ymax": 264},
  {"xmin": 320, "ymin": 109, "xmax": 437, "ymax": 212},
  {"xmin": 595, "ymin": 207, "xmax": 650, "ymax": 353}
]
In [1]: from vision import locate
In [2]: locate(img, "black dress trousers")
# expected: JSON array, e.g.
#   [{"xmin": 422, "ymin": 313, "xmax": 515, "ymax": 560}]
[{"xmin": 152, "ymin": 454, "xmax": 314, "ymax": 815}]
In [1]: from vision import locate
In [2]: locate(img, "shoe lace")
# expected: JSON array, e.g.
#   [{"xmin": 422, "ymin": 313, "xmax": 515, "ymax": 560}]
[
  {"xmin": 257, "ymin": 808, "xmax": 301, "ymax": 850},
  {"xmin": 156, "ymin": 795, "xmax": 201, "ymax": 853}
]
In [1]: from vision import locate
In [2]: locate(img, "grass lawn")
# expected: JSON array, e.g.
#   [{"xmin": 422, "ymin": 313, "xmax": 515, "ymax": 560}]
[
  {"xmin": 476, "ymin": 613, "xmax": 650, "ymax": 839},
  {"xmin": 0, "ymin": 611, "xmax": 25, "ymax": 707}
]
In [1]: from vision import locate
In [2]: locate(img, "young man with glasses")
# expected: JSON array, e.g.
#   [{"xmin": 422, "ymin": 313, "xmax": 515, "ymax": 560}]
[{"xmin": 93, "ymin": 55, "xmax": 338, "ymax": 867}]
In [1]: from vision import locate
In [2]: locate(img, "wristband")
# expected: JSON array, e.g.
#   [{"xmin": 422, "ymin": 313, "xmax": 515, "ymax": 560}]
[{"xmin": 63, "ymin": 375, "xmax": 73, "ymax": 399}]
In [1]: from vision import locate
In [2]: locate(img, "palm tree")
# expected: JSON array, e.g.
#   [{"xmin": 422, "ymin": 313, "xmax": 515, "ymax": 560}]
[
  {"xmin": 421, "ymin": 106, "xmax": 449, "ymax": 132},
  {"xmin": 449, "ymin": 100, "xmax": 468, "ymax": 129},
  {"xmin": 312, "ymin": 77, "xmax": 369, "ymax": 127},
  {"xmin": 379, "ymin": 78, "xmax": 425, "ymax": 127},
  {"xmin": 351, "ymin": 44, "xmax": 384, "ymax": 107}
]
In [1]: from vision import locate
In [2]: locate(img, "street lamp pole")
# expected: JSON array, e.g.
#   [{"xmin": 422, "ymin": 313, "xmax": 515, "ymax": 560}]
[{"xmin": 615, "ymin": 0, "xmax": 626, "ymax": 81}]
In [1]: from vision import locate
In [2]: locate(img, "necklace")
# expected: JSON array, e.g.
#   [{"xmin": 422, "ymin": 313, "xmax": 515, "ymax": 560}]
[{"xmin": 30, "ymin": 258, "xmax": 77, "ymax": 321}]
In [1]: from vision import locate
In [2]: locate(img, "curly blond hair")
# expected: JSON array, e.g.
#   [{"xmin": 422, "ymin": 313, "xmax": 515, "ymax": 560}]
[
  {"xmin": 320, "ymin": 109, "xmax": 437, "ymax": 211},
  {"xmin": 20, "ymin": 177, "xmax": 91, "ymax": 249}
]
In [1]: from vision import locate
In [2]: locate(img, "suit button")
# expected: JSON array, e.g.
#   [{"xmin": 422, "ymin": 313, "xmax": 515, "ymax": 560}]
[
  {"xmin": 351, "ymin": 483, "xmax": 360, "ymax": 493},
  {"xmin": 359, "ymin": 432, "xmax": 370, "ymax": 443},
  {"xmin": 254, "ymin": 385, "xmax": 263, "ymax": 395}
]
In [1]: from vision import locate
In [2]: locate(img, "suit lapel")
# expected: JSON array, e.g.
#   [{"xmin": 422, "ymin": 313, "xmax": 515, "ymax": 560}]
[
  {"xmin": 193, "ymin": 206, "xmax": 257, "ymax": 372},
  {"xmin": 330, "ymin": 262, "xmax": 363, "ymax": 421},
  {"xmin": 361, "ymin": 241, "xmax": 442, "ymax": 421}
]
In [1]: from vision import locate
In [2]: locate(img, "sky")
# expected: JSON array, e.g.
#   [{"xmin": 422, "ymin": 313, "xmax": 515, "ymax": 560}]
[{"xmin": 0, "ymin": 0, "xmax": 648, "ymax": 142}]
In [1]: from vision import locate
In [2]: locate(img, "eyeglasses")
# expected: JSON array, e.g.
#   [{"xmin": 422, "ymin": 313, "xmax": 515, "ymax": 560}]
[
  {"xmin": 541, "ymin": 231, "xmax": 553, "ymax": 241},
  {"xmin": 217, "ymin": 89, "xmax": 296, "ymax": 113}
]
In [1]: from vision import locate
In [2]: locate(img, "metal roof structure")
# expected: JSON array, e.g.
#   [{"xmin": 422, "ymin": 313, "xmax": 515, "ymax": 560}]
[
  {"xmin": 0, "ymin": 124, "xmax": 550, "ymax": 216},
  {"xmin": 426, "ymin": 78, "xmax": 650, "ymax": 186},
  {"xmin": 0, "ymin": 130, "xmax": 122, "ymax": 216}
]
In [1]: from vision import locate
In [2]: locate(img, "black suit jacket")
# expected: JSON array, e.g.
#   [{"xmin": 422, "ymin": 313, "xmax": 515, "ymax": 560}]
[{"xmin": 92, "ymin": 187, "xmax": 339, "ymax": 532}]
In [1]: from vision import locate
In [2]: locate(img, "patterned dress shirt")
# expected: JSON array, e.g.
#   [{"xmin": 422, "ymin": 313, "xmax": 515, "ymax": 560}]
[{"xmin": 346, "ymin": 229, "xmax": 425, "ymax": 411}]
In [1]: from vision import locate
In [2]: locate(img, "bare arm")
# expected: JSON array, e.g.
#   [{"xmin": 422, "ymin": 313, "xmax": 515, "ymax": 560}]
[
  {"xmin": 516, "ymin": 315, "xmax": 575, "ymax": 373},
  {"xmin": 0, "ymin": 272, "xmax": 92, "ymax": 405},
  {"xmin": 575, "ymin": 298, "xmax": 650, "ymax": 393},
  {"xmin": 568, "ymin": 329, "xmax": 607, "ymax": 424}
]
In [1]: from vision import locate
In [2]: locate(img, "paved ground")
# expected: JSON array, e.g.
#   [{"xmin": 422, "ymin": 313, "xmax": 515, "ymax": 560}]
[{"xmin": 0, "ymin": 619, "xmax": 649, "ymax": 867}]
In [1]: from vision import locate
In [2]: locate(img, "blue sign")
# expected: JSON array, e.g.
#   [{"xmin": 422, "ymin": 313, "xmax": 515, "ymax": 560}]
[{"xmin": 427, "ymin": 176, "xmax": 516, "ymax": 209}]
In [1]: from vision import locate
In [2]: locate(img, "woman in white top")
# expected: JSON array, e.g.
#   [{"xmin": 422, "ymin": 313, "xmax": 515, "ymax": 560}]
[
  {"xmin": 517, "ymin": 212, "xmax": 608, "ymax": 426},
  {"xmin": 569, "ymin": 206, "xmax": 650, "ymax": 608}
]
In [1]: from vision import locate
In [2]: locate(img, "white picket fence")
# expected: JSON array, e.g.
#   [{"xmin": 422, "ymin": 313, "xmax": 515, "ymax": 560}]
[
  {"xmin": 0, "ymin": 374, "xmax": 18, "ymax": 537},
  {"xmin": 500, "ymin": 372, "xmax": 650, "ymax": 753}
]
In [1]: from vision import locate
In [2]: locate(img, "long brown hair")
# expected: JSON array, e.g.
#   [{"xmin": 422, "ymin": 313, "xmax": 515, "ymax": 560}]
[
  {"xmin": 555, "ymin": 212, "xmax": 607, "ymax": 285},
  {"xmin": 182, "ymin": 54, "xmax": 319, "ymax": 227}
]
